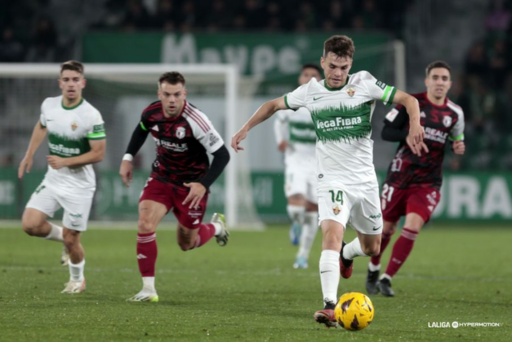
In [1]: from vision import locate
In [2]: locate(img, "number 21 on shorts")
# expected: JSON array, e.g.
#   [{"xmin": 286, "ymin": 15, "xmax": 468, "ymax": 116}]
[{"xmin": 329, "ymin": 190, "xmax": 344, "ymax": 204}]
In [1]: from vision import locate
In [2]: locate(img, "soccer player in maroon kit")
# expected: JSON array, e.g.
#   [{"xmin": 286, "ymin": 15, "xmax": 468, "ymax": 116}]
[
  {"xmin": 365, "ymin": 61, "xmax": 466, "ymax": 297},
  {"xmin": 119, "ymin": 72, "xmax": 230, "ymax": 302}
]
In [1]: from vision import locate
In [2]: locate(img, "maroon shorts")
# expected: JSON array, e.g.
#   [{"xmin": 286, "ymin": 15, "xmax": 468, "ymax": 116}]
[
  {"xmin": 139, "ymin": 177, "xmax": 208, "ymax": 229},
  {"xmin": 380, "ymin": 183, "xmax": 441, "ymax": 224}
]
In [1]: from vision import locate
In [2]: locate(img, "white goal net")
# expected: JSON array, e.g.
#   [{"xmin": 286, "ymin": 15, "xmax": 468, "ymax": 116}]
[{"xmin": 0, "ymin": 63, "xmax": 264, "ymax": 230}]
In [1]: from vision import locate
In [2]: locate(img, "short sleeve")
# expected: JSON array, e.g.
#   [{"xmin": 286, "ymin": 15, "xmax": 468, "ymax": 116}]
[
  {"xmin": 449, "ymin": 110, "xmax": 465, "ymax": 141},
  {"xmin": 284, "ymin": 83, "xmax": 309, "ymax": 110},
  {"xmin": 186, "ymin": 111, "xmax": 225, "ymax": 154},
  {"xmin": 39, "ymin": 99, "xmax": 48, "ymax": 127},
  {"xmin": 360, "ymin": 71, "xmax": 397, "ymax": 106},
  {"xmin": 87, "ymin": 111, "xmax": 106, "ymax": 140}
]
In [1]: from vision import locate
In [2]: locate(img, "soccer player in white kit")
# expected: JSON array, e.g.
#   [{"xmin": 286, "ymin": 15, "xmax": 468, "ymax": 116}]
[
  {"xmin": 18, "ymin": 61, "xmax": 106, "ymax": 294},
  {"xmin": 274, "ymin": 64, "xmax": 322, "ymax": 269},
  {"xmin": 232, "ymin": 35, "xmax": 425, "ymax": 327}
]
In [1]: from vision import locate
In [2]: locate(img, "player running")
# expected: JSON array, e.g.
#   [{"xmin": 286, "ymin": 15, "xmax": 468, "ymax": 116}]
[
  {"xmin": 232, "ymin": 35, "xmax": 425, "ymax": 328},
  {"xmin": 366, "ymin": 61, "xmax": 465, "ymax": 297},
  {"xmin": 18, "ymin": 60, "xmax": 106, "ymax": 293},
  {"xmin": 120, "ymin": 71, "xmax": 230, "ymax": 303},
  {"xmin": 274, "ymin": 63, "xmax": 322, "ymax": 268}
]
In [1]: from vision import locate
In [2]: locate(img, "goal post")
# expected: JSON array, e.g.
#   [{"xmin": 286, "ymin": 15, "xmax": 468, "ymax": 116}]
[{"xmin": 0, "ymin": 63, "xmax": 264, "ymax": 229}]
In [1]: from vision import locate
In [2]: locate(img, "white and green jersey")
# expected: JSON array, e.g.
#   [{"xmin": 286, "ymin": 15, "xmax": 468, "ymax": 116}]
[
  {"xmin": 40, "ymin": 96, "xmax": 106, "ymax": 189},
  {"xmin": 274, "ymin": 107, "xmax": 316, "ymax": 157},
  {"xmin": 285, "ymin": 71, "xmax": 396, "ymax": 184}
]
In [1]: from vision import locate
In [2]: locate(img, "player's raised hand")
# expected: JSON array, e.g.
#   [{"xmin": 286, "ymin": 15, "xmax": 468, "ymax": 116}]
[
  {"xmin": 18, "ymin": 155, "xmax": 33, "ymax": 179},
  {"xmin": 120, "ymin": 160, "xmax": 133, "ymax": 187},
  {"xmin": 47, "ymin": 155, "xmax": 68, "ymax": 170},
  {"xmin": 183, "ymin": 182, "xmax": 206, "ymax": 209},
  {"xmin": 231, "ymin": 129, "xmax": 248, "ymax": 152},
  {"xmin": 453, "ymin": 140, "xmax": 465, "ymax": 155}
]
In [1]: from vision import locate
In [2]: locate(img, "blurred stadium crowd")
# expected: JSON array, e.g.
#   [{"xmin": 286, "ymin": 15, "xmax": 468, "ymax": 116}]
[{"xmin": 0, "ymin": 0, "xmax": 511, "ymax": 171}]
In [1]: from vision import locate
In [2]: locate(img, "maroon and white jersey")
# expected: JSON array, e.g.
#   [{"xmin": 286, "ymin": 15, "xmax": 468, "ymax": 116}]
[
  {"xmin": 383, "ymin": 92, "xmax": 464, "ymax": 190},
  {"xmin": 140, "ymin": 100, "xmax": 224, "ymax": 185}
]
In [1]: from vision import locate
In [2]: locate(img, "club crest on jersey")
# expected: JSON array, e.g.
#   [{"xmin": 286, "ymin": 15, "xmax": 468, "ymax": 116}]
[
  {"xmin": 443, "ymin": 116, "xmax": 452, "ymax": 127},
  {"xmin": 333, "ymin": 205, "xmax": 341, "ymax": 215},
  {"xmin": 176, "ymin": 126, "xmax": 186, "ymax": 139},
  {"xmin": 347, "ymin": 88, "xmax": 355, "ymax": 97},
  {"xmin": 71, "ymin": 122, "xmax": 78, "ymax": 131}
]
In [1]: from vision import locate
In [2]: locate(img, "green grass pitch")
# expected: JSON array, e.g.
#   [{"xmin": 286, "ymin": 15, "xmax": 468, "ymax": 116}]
[{"xmin": 0, "ymin": 224, "xmax": 510, "ymax": 341}]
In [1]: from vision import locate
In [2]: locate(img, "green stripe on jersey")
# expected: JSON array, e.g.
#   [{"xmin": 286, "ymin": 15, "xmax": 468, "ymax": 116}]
[
  {"xmin": 140, "ymin": 122, "xmax": 147, "ymax": 131},
  {"xmin": 48, "ymin": 133, "xmax": 91, "ymax": 157},
  {"xmin": 87, "ymin": 132, "xmax": 106, "ymax": 139},
  {"xmin": 387, "ymin": 87, "xmax": 397, "ymax": 106},
  {"xmin": 61, "ymin": 98, "xmax": 84, "ymax": 110},
  {"xmin": 311, "ymin": 101, "xmax": 372, "ymax": 143},
  {"xmin": 449, "ymin": 133, "xmax": 464, "ymax": 141},
  {"xmin": 284, "ymin": 95, "xmax": 291, "ymax": 109},
  {"xmin": 289, "ymin": 121, "xmax": 316, "ymax": 144}
]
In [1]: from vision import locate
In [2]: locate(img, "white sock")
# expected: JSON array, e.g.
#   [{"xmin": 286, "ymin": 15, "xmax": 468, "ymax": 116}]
[
  {"xmin": 212, "ymin": 222, "xmax": 222, "ymax": 235},
  {"xmin": 381, "ymin": 273, "xmax": 392, "ymax": 281},
  {"xmin": 287, "ymin": 204, "xmax": 305, "ymax": 225},
  {"xmin": 69, "ymin": 259, "xmax": 85, "ymax": 282},
  {"xmin": 142, "ymin": 276, "xmax": 156, "ymax": 291},
  {"xmin": 342, "ymin": 237, "xmax": 368, "ymax": 260},
  {"xmin": 297, "ymin": 212, "xmax": 319, "ymax": 260},
  {"xmin": 368, "ymin": 262, "xmax": 381, "ymax": 272},
  {"xmin": 319, "ymin": 250, "xmax": 340, "ymax": 305},
  {"xmin": 45, "ymin": 223, "xmax": 63, "ymax": 242}
]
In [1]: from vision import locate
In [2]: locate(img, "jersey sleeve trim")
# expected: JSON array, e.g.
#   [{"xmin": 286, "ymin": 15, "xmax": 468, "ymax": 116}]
[
  {"xmin": 284, "ymin": 95, "xmax": 291, "ymax": 109},
  {"xmin": 87, "ymin": 132, "xmax": 106, "ymax": 139},
  {"xmin": 449, "ymin": 133, "xmax": 464, "ymax": 141},
  {"xmin": 40, "ymin": 122, "xmax": 46, "ymax": 128},
  {"xmin": 140, "ymin": 122, "xmax": 148, "ymax": 131},
  {"xmin": 382, "ymin": 86, "xmax": 397, "ymax": 106},
  {"xmin": 184, "ymin": 108, "xmax": 210, "ymax": 132},
  {"xmin": 387, "ymin": 87, "xmax": 397, "ymax": 106}
]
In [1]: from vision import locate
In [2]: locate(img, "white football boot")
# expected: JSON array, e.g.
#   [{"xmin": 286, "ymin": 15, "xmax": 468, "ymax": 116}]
[
  {"xmin": 212, "ymin": 213, "xmax": 229, "ymax": 246},
  {"xmin": 61, "ymin": 279, "xmax": 86, "ymax": 294},
  {"xmin": 127, "ymin": 287, "xmax": 159, "ymax": 302}
]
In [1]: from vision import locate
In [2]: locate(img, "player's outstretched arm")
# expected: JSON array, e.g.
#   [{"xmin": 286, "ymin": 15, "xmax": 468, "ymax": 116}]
[
  {"xmin": 120, "ymin": 123, "xmax": 149, "ymax": 187},
  {"xmin": 392, "ymin": 90, "xmax": 427, "ymax": 156},
  {"xmin": 231, "ymin": 97, "xmax": 287, "ymax": 152},
  {"xmin": 18, "ymin": 122, "xmax": 47, "ymax": 179}
]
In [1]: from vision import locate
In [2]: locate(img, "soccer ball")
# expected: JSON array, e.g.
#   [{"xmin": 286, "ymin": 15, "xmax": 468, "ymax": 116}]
[{"xmin": 334, "ymin": 292, "xmax": 374, "ymax": 331}]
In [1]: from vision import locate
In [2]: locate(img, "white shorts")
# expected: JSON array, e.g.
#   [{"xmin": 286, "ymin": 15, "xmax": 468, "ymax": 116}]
[
  {"xmin": 26, "ymin": 180, "xmax": 94, "ymax": 231},
  {"xmin": 284, "ymin": 162, "xmax": 318, "ymax": 204},
  {"xmin": 318, "ymin": 179, "xmax": 383, "ymax": 235}
]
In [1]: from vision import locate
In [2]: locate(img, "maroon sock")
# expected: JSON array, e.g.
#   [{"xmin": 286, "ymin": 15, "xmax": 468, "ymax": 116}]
[
  {"xmin": 370, "ymin": 231, "xmax": 393, "ymax": 266},
  {"xmin": 385, "ymin": 228, "xmax": 418, "ymax": 277},
  {"xmin": 191, "ymin": 223, "xmax": 216, "ymax": 249},
  {"xmin": 137, "ymin": 232, "xmax": 157, "ymax": 277}
]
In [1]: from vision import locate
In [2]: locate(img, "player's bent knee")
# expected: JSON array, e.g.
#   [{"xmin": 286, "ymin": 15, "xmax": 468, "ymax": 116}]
[
  {"xmin": 178, "ymin": 241, "xmax": 194, "ymax": 251},
  {"xmin": 137, "ymin": 218, "xmax": 157, "ymax": 234},
  {"xmin": 362, "ymin": 243, "xmax": 381, "ymax": 256},
  {"xmin": 21, "ymin": 217, "xmax": 44, "ymax": 236}
]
